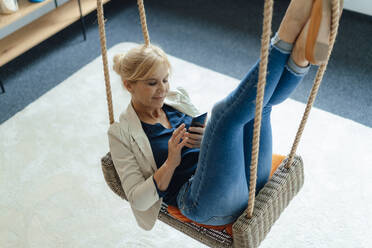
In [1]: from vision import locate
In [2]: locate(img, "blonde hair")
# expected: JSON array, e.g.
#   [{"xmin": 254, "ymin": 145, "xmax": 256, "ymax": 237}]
[{"xmin": 113, "ymin": 43, "xmax": 172, "ymax": 85}]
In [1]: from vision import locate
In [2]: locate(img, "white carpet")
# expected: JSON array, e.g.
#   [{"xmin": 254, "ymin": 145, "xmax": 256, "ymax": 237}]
[{"xmin": 1, "ymin": 42, "xmax": 371, "ymax": 248}]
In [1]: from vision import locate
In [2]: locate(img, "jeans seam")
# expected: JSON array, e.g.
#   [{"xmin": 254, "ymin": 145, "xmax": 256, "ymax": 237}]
[
  {"xmin": 192, "ymin": 66, "xmax": 260, "ymax": 209},
  {"xmin": 178, "ymin": 180, "xmax": 194, "ymax": 211}
]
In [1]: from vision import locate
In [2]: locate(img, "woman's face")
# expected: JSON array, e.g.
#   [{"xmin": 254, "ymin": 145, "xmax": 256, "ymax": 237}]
[{"xmin": 125, "ymin": 63, "xmax": 170, "ymax": 109}]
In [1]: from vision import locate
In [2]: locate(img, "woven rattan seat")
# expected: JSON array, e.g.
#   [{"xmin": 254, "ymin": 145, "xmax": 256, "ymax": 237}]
[{"xmin": 101, "ymin": 152, "xmax": 304, "ymax": 247}]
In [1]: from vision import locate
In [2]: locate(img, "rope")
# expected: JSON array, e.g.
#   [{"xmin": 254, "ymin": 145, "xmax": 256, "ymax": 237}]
[
  {"xmin": 137, "ymin": 0, "xmax": 151, "ymax": 46},
  {"xmin": 286, "ymin": 0, "xmax": 341, "ymax": 168},
  {"xmin": 96, "ymin": 0, "xmax": 151, "ymax": 126},
  {"xmin": 97, "ymin": 0, "xmax": 114, "ymax": 124},
  {"xmin": 246, "ymin": 0, "xmax": 274, "ymax": 219}
]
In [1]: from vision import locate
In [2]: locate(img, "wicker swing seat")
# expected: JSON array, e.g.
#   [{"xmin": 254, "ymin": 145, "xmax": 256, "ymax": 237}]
[{"xmin": 101, "ymin": 152, "xmax": 304, "ymax": 248}]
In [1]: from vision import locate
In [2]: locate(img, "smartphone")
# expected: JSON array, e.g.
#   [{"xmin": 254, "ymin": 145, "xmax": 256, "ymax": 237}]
[{"xmin": 190, "ymin": 112, "xmax": 208, "ymax": 134}]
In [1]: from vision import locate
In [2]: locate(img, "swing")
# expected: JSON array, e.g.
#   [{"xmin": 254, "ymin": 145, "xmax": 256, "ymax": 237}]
[{"xmin": 97, "ymin": 0, "xmax": 341, "ymax": 247}]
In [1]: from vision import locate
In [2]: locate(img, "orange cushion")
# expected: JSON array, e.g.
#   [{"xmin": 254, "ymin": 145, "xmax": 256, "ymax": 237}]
[
  {"xmin": 270, "ymin": 154, "xmax": 286, "ymax": 178},
  {"xmin": 167, "ymin": 154, "xmax": 286, "ymax": 237}
]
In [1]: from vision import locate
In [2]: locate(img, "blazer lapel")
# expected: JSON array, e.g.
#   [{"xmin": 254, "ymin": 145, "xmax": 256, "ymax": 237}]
[{"xmin": 123, "ymin": 102, "xmax": 158, "ymax": 172}]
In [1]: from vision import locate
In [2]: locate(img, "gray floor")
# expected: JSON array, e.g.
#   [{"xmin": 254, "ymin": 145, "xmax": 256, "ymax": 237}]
[{"xmin": 0, "ymin": 0, "xmax": 371, "ymax": 127}]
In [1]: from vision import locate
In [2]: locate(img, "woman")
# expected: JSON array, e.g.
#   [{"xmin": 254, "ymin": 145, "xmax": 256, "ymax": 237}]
[{"xmin": 108, "ymin": 0, "xmax": 340, "ymax": 230}]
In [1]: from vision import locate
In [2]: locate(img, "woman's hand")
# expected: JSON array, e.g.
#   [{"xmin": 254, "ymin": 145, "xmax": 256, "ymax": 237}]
[
  {"xmin": 167, "ymin": 123, "xmax": 189, "ymax": 168},
  {"xmin": 183, "ymin": 125, "xmax": 205, "ymax": 149}
]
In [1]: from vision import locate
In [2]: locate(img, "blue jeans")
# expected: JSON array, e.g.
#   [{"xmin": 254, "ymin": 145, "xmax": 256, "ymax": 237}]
[{"xmin": 176, "ymin": 37, "xmax": 310, "ymax": 226}]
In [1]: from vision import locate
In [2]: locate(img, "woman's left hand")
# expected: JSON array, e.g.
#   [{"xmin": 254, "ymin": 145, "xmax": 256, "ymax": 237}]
[{"xmin": 183, "ymin": 126, "xmax": 205, "ymax": 149}]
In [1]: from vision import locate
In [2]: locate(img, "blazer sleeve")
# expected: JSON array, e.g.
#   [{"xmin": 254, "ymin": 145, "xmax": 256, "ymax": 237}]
[
  {"xmin": 152, "ymin": 177, "xmax": 167, "ymax": 198},
  {"xmin": 108, "ymin": 124, "xmax": 160, "ymax": 211}
]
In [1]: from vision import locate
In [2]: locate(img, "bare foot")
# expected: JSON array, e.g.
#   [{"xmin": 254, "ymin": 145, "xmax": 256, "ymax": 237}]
[{"xmin": 278, "ymin": 0, "xmax": 314, "ymax": 44}]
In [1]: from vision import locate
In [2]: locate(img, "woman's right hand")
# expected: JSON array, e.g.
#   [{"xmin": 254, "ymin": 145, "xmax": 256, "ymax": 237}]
[{"xmin": 167, "ymin": 123, "xmax": 188, "ymax": 168}]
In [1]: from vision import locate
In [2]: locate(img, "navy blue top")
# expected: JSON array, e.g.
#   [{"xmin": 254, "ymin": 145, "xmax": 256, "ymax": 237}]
[{"xmin": 140, "ymin": 104, "xmax": 199, "ymax": 207}]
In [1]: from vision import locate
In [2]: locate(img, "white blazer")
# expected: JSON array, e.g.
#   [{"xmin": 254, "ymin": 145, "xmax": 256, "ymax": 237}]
[{"xmin": 107, "ymin": 86, "xmax": 201, "ymax": 230}]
